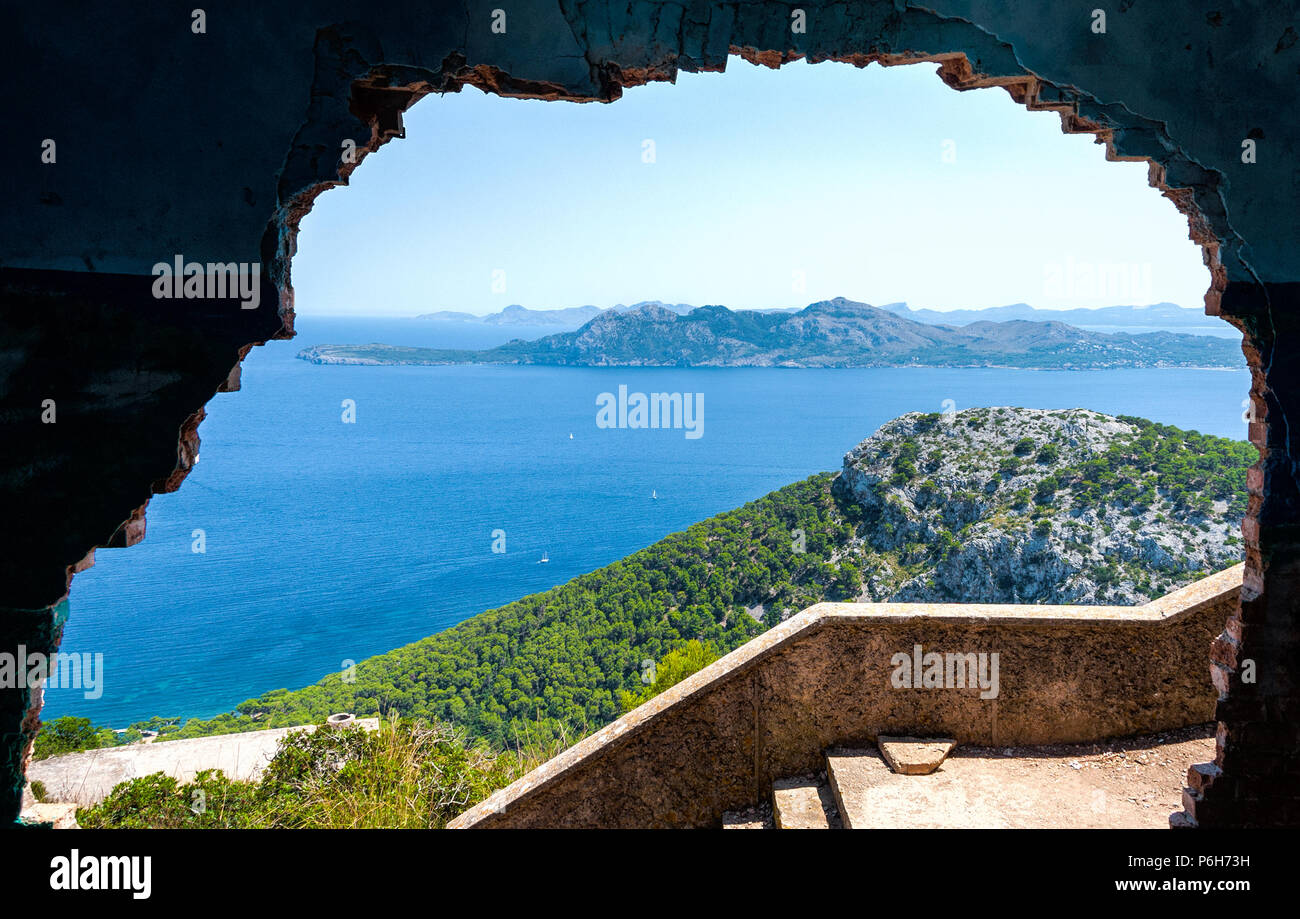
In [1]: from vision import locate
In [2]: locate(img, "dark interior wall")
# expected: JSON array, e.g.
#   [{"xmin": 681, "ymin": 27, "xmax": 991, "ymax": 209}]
[
  {"xmin": 1, "ymin": 1, "xmax": 1296, "ymax": 826},
  {"xmin": 7, "ymin": 2, "xmax": 1297, "ymax": 284}
]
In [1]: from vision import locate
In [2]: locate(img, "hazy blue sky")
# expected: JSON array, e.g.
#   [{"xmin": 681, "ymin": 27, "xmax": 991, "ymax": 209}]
[{"xmin": 293, "ymin": 58, "xmax": 1210, "ymax": 317}]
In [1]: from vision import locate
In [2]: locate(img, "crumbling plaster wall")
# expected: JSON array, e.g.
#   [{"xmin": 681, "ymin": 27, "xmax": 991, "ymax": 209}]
[{"xmin": 2, "ymin": 1, "xmax": 1296, "ymax": 826}]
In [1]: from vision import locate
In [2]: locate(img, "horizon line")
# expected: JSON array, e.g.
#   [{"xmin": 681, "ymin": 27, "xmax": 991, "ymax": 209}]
[{"xmin": 295, "ymin": 299, "xmax": 1205, "ymax": 319}]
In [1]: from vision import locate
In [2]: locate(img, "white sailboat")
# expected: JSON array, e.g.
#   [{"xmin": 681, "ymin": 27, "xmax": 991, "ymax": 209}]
[
  {"xmin": 539, "ymin": 551, "xmax": 549, "ymax": 564},
  {"xmin": 651, "ymin": 490, "xmax": 658, "ymax": 500}
]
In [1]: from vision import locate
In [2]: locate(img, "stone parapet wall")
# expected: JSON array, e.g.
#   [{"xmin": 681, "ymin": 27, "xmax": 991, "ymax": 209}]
[{"xmin": 452, "ymin": 566, "xmax": 1242, "ymax": 828}]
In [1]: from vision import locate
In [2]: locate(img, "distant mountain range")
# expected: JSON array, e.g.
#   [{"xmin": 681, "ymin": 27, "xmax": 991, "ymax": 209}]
[
  {"xmin": 416, "ymin": 301, "xmax": 697, "ymax": 326},
  {"xmin": 302, "ymin": 298, "xmax": 1240, "ymax": 370},
  {"xmin": 880, "ymin": 301, "xmax": 1223, "ymax": 333},
  {"xmin": 415, "ymin": 299, "xmax": 1225, "ymax": 335}
]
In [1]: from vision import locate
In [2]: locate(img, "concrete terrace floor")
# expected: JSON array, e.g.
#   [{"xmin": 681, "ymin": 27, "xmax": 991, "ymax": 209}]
[{"xmin": 726, "ymin": 724, "xmax": 1217, "ymax": 830}]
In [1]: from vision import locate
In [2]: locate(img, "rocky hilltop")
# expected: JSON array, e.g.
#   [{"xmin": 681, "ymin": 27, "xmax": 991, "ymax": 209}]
[
  {"xmin": 299, "ymin": 298, "xmax": 1241, "ymax": 370},
  {"xmin": 835, "ymin": 408, "xmax": 1249, "ymax": 604}
]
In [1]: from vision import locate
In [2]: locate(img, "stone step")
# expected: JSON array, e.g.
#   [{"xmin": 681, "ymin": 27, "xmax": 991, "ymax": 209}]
[
  {"xmin": 772, "ymin": 776, "xmax": 838, "ymax": 829},
  {"xmin": 824, "ymin": 748, "xmax": 894, "ymax": 830},
  {"xmin": 877, "ymin": 736, "xmax": 957, "ymax": 775}
]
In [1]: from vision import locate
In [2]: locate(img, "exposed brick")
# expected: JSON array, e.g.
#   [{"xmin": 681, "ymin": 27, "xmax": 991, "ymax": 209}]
[
  {"xmin": 1209, "ymin": 635, "xmax": 1241, "ymax": 669},
  {"xmin": 1201, "ymin": 284, "xmax": 1300, "ymax": 827},
  {"xmin": 1186, "ymin": 762, "xmax": 1221, "ymax": 792}
]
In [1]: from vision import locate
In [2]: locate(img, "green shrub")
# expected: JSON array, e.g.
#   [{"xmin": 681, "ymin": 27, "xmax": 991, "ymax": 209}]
[
  {"xmin": 77, "ymin": 769, "xmax": 261, "ymax": 829},
  {"xmin": 619, "ymin": 641, "xmax": 719, "ymax": 713},
  {"xmin": 76, "ymin": 716, "xmax": 552, "ymax": 830},
  {"xmin": 33, "ymin": 716, "xmax": 103, "ymax": 760},
  {"xmin": 892, "ymin": 458, "xmax": 917, "ymax": 480},
  {"xmin": 257, "ymin": 718, "xmax": 520, "ymax": 828},
  {"xmin": 936, "ymin": 529, "xmax": 962, "ymax": 559}
]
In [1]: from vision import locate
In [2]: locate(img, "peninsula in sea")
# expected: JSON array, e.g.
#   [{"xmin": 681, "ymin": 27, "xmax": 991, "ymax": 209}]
[{"xmin": 299, "ymin": 298, "xmax": 1239, "ymax": 370}]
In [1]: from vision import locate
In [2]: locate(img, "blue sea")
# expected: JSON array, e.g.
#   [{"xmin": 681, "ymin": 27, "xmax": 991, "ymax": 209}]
[{"xmin": 45, "ymin": 317, "xmax": 1252, "ymax": 726}]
